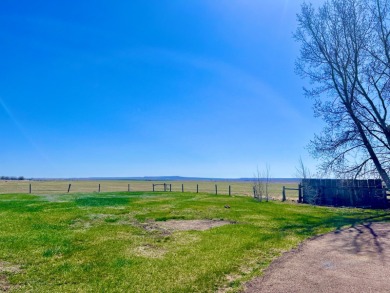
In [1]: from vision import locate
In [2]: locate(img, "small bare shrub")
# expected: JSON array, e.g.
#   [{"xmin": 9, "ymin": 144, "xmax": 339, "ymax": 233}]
[{"xmin": 253, "ymin": 164, "xmax": 271, "ymax": 202}]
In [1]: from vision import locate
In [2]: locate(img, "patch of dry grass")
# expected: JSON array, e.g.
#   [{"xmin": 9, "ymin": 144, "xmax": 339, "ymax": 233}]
[
  {"xmin": 132, "ymin": 244, "xmax": 168, "ymax": 259},
  {"xmin": 155, "ymin": 219, "xmax": 232, "ymax": 231}
]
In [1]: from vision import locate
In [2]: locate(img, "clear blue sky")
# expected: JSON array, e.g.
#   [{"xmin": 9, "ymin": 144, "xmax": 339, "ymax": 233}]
[{"xmin": 0, "ymin": 0, "xmax": 323, "ymax": 178}]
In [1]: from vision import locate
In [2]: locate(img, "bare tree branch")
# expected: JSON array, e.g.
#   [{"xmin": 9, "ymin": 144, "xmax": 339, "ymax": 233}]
[{"xmin": 295, "ymin": 0, "xmax": 390, "ymax": 186}]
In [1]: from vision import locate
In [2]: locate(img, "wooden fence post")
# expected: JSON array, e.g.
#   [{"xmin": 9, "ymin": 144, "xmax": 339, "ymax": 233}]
[
  {"xmin": 253, "ymin": 186, "xmax": 256, "ymax": 198},
  {"xmin": 98, "ymin": 184, "xmax": 101, "ymax": 193},
  {"xmin": 197, "ymin": 184, "xmax": 199, "ymax": 193},
  {"xmin": 282, "ymin": 186, "xmax": 286, "ymax": 202},
  {"xmin": 164, "ymin": 183, "xmax": 166, "ymax": 192},
  {"xmin": 229, "ymin": 185, "xmax": 231, "ymax": 196},
  {"xmin": 298, "ymin": 184, "xmax": 302, "ymax": 203},
  {"xmin": 68, "ymin": 184, "xmax": 72, "ymax": 193},
  {"xmin": 170, "ymin": 184, "xmax": 172, "ymax": 192},
  {"xmin": 128, "ymin": 184, "xmax": 130, "ymax": 192},
  {"xmin": 29, "ymin": 183, "xmax": 32, "ymax": 194},
  {"xmin": 182, "ymin": 184, "xmax": 184, "ymax": 192},
  {"xmin": 153, "ymin": 184, "xmax": 155, "ymax": 192},
  {"xmin": 215, "ymin": 184, "xmax": 217, "ymax": 195}
]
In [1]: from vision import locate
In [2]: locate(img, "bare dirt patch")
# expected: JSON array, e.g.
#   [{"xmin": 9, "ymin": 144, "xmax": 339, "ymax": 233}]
[
  {"xmin": 0, "ymin": 275, "xmax": 11, "ymax": 292},
  {"xmin": 155, "ymin": 219, "xmax": 232, "ymax": 231},
  {"xmin": 0, "ymin": 262, "xmax": 21, "ymax": 292},
  {"xmin": 132, "ymin": 219, "xmax": 232, "ymax": 237},
  {"xmin": 131, "ymin": 220, "xmax": 231, "ymax": 259},
  {"xmin": 245, "ymin": 222, "xmax": 390, "ymax": 293}
]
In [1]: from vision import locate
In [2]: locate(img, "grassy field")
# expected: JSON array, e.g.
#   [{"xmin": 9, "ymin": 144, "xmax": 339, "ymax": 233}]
[
  {"xmin": 0, "ymin": 191, "xmax": 388, "ymax": 292},
  {"xmin": 0, "ymin": 180, "xmax": 300, "ymax": 199}
]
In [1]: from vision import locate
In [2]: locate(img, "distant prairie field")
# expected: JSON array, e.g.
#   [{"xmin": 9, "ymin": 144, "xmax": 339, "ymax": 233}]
[
  {"xmin": 0, "ymin": 179, "xmax": 300, "ymax": 200},
  {"xmin": 0, "ymin": 191, "xmax": 388, "ymax": 292}
]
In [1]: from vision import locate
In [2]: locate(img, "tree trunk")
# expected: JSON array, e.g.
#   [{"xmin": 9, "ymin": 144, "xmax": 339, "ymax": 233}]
[{"xmin": 348, "ymin": 106, "xmax": 390, "ymax": 187}]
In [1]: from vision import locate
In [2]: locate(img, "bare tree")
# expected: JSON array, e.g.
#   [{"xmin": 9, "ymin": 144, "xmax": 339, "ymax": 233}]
[
  {"xmin": 253, "ymin": 167, "xmax": 264, "ymax": 202},
  {"xmin": 295, "ymin": 156, "xmax": 312, "ymax": 179},
  {"xmin": 253, "ymin": 164, "xmax": 271, "ymax": 202},
  {"xmin": 295, "ymin": 0, "xmax": 390, "ymax": 186}
]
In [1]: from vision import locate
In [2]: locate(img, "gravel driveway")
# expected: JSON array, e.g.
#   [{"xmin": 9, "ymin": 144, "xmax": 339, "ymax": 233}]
[{"xmin": 245, "ymin": 222, "xmax": 390, "ymax": 293}]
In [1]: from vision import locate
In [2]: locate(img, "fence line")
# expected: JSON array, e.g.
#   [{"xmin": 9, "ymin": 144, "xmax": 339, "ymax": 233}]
[
  {"xmin": 3, "ymin": 182, "xmax": 237, "ymax": 195},
  {"xmin": 0, "ymin": 180, "xmax": 299, "ymax": 200}
]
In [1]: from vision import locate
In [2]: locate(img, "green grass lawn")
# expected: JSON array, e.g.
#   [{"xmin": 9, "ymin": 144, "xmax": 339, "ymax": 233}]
[{"xmin": 0, "ymin": 192, "xmax": 388, "ymax": 292}]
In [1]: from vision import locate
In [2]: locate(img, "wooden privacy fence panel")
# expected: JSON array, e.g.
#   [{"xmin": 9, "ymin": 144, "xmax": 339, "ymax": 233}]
[{"xmin": 301, "ymin": 179, "xmax": 387, "ymax": 208}]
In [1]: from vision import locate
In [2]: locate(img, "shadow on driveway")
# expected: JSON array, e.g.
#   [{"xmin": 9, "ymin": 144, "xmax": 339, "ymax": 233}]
[{"xmin": 245, "ymin": 222, "xmax": 390, "ymax": 293}]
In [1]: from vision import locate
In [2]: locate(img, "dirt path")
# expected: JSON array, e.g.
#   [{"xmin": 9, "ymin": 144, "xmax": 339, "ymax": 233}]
[{"xmin": 245, "ymin": 222, "xmax": 390, "ymax": 293}]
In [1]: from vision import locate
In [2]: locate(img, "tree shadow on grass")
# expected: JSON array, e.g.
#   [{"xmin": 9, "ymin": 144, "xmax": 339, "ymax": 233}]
[{"xmin": 275, "ymin": 212, "xmax": 390, "ymax": 238}]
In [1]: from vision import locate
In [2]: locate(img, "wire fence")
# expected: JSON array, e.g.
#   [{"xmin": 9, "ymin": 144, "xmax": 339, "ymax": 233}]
[{"xmin": 0, "ymin": 180, "xmax": 300, "ymax": 199}]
